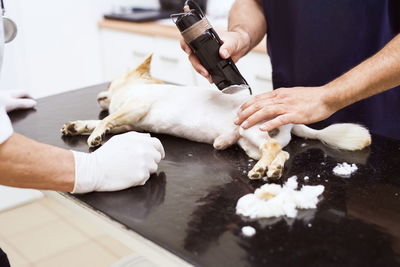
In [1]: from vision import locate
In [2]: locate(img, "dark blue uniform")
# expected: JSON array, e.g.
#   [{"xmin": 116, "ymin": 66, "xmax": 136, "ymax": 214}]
[
  {"xmin": 0, "ymin": 248, "xmax": 10, "ymax": 267},
  {"xmin": 261, "ymin": 0, "xmax": 400, "ymax": 140}
]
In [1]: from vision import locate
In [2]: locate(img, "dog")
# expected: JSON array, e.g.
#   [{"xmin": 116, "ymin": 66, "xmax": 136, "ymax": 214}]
[{"xmin": 61, "ymin": 55, "xmax": 371, "ymax": 180}]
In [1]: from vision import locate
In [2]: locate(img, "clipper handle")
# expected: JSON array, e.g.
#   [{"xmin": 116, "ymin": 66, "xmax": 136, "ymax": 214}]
[{"xmin": 171, "ymin": 1, "xmax": 251, "ymax": 94}]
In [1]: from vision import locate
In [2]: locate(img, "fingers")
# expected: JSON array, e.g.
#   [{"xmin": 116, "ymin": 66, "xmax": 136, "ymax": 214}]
[
  {"xmin": 10, "ymin": 90, "xmax": 35, "ymax": 99},
  {"xmin": 235, "ymin": 93, "xmax": 277, "ymax": 126},
  {"xmin": 134, "ymin": 132, "xmax": 151, "ymax": 137},
  {"xmin": 150, "ymin": 137, "xmax": 165, "ymax": 159},
  {"xmin": 260, "ymin": 114, "xmax": 292, "ymax": 132},
  {"xmin": 180, "ymin": 38, "xmax": 192, "ymax": 55},
  {"xmin": 181, "ymin": 38, "xmax": 209, "ymax": 78},
  {"xmin": 148, "ymin": 161, "xmax": 158, "ymax": 174},
  {"xmin": 235, "ymin": 103, "xmax": 262, "ymax": 125},
  {"xmin": 118, "ymin": 132, "xmax": 165, "ymax": 159},
  {"xmin": 239, "ymin": 91, "xmax": 276, "ymax": 111},
  {"xmin": 181, "ymin": 36, "xmax": 214, "ymax": 83},
  {"xmin": 181, "ymin": 37, "xmax": 213, "ymax": 83},
  {"xmin": 122, "ymin": 131, "xmax": 151, "ymax": 139},
  {"xmin": 188, "ymin": 54, "xmax": 209, "ymax": 78},
  {"xmin": 241, "ymin": 107, "xmax": 282, "ymax": 129}
]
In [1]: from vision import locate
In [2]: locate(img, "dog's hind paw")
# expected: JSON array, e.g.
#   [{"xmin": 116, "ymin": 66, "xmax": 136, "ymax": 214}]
[{"xmin": 266, "ymin": 151, "xmax": 289, "ymax": 180}]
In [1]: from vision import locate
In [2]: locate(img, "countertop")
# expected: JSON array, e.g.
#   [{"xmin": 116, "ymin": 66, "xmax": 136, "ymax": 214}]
[
  {"xmin": 98, "ymin": 19, "xmax": 267, "ymax": 54},
  {"xmin": 10, "ymin": 83, "xmax": 400, "ymax": 267}
]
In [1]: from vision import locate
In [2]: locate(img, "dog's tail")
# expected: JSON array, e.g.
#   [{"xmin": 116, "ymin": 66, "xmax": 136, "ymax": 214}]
[{"xmin": 291, "ymin": 123, "xmax": 371, "ymax": 151}]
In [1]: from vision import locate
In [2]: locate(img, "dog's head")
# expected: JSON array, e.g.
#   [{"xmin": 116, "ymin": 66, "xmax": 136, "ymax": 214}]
[{"xmin": 97, "ymin": 54, "xmax": 163, "ymax": 110}]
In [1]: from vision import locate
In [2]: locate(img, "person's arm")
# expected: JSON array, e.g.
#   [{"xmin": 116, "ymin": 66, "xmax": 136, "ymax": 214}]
[
  {"xmin": 236, "ymin": 34, "xmax": 400, "ymax": 131},
  {"xmin": 0, "ymin": 133, "xmax": 75, "ymax": 191},
  {"xmin": 0, "ymin": 132, "xmax": 165, "ymax": 193},
  {"xmin": 180, "ymin": 0, "xmax": 266, "ymax": 80}
]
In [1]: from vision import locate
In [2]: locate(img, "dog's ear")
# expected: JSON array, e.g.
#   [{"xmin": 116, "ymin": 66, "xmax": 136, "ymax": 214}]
[
  {"xmin": 133, "ymin": 53, "xmax": 153, "ymax": 77},
  {"xmin": 124, "ymin": 53, "xmax": 163, "ymax": 84}
]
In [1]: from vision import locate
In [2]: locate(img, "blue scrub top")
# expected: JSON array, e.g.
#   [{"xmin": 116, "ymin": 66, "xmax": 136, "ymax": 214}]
[{"xmin": 261, "ymin": 0, "xmax": 400, "ymax": 140}]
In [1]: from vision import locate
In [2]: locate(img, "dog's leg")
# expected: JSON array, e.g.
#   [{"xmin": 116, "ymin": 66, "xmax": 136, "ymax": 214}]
[
  {"xmin": 248, "ymin": 139, "xmax": 282, "ymax": 180},
  {"xmin": 62, "ymin": 121, "xmax": 134, "ymax": 136},
  {"xmin": 266, "ymin": 150, "xmax": 290, "ymax": 179},
  {"xmin": 61, "ymin": 120, "xmax": 101, "ymax": 136},
  {"xmin": 87, "ymin": 99, "xmax": 151, "ymax": 147},
  {"xmin": 213, "ymin": 127, "xmax": 240, "ymax": 150}
]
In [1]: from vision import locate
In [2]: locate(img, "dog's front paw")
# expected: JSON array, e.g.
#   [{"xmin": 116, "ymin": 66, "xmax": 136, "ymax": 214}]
[
  {"xmin": 61, "ymin": 122, "xmax": 79, "ymax": 136},
  {"xmin": 87, "ymin": 133, "xmax": 103, "ymax": 147},
  {"xmin": 213, "ymin": 141, "xmax": 228, "ymax": 150}
]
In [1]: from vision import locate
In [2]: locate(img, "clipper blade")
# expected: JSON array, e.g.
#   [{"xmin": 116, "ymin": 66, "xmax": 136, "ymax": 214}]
[{"xmin": 221, "ymin": 84, "xmax": 251, "ymax": 94}]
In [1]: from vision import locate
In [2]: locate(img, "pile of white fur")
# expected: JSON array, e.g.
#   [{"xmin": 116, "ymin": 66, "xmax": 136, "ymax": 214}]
[{"xmin": 236, "ymin": 176, "xmax": 324, "ymax": 219}]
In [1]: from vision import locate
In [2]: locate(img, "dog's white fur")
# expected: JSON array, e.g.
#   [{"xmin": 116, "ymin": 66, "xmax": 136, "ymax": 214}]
[{"xmin": 62, "ymin": 55, "xmax": 371, "ymax": 180}]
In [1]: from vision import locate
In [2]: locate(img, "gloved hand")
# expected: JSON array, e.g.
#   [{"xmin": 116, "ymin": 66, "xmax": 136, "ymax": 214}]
[
  {"xmin": 71, "ymin": 132, "xmax": 165, "ymax": 194},
  {"xmin": 0, "ymin": 90, "xmax": 37, "ymax": 112}
]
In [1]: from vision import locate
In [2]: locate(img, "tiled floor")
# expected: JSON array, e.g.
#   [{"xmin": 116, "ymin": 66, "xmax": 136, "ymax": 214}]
[{"xmin": 0, "ymin": 196, "xmax": 134, "ymax": 267}]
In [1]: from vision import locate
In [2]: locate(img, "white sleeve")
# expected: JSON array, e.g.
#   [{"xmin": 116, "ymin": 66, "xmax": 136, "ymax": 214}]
[{"xmin": 0, "ymin": 106, "xmax": 13, "ymax": 144}]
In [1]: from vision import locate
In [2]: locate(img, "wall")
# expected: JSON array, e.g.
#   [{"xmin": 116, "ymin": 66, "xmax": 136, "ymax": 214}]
[
  {"xmin": 0, "ymin": 0, "xmax": 158, "ymax": 98},
  {"xmin": 0, "ymin": 0, "xmax": 234, "ymax": 98}
]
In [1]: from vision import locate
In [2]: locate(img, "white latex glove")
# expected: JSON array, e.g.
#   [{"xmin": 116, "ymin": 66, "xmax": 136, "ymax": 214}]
[
  {"xmin": 0, "ymin": 90, "xmax": 37, "ymax": 112},
  {"xmin": 71, "ymin": 132, "xmax": 165, "ymax": 194}
]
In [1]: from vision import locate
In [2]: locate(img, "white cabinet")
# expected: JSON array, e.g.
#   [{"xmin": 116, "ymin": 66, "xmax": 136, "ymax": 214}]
[
  {"xmin": 236, "ymin": 52, "xmax": 273, "ymax": 95},
  {"xmin": 100, "ymin": 29, "xmax": 196, "ymax": 85},
  {"xmin": 99, "ymin": 28, "xmax": 273, "ymax": 94},
  {"xmin": 151, "ymin": 38, "xmax": 195, "ymax": 85}
]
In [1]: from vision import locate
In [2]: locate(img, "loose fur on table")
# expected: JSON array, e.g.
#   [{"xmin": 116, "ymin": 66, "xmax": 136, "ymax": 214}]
[{"xmin": 61, "ymin": 55, "xmax": 371, "ymax": 180}]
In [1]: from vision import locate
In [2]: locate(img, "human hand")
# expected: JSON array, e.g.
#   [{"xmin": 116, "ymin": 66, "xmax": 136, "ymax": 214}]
[
  {"xmin": 0, "ymin": 90, "xmax": 37, "ymax": 112},
  {"xmin": 235, "ymin": 86, "xmax": 337, "ymax": 131},
  {"xmin": 180, "ymin": 29, "xmax": 250, "ymax": 83},
  {"xmin": 72, "ymin": 132, "xmax": 165, "ymax": 194}
]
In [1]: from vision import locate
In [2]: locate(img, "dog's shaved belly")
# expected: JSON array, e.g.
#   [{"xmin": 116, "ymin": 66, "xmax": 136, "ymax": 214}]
[
  {"xmin": 117, "ymin": 84, "xmax": 249, "ymax": 144},
  {"xmin": 138, "ymin": 101, "xmax": 239, "ymax": 144}
]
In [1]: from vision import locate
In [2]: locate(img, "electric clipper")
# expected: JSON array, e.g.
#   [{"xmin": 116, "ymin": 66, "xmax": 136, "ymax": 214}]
[{"xmin": 171, "ymin": 0, "xmax": 252, "ymax": 94}]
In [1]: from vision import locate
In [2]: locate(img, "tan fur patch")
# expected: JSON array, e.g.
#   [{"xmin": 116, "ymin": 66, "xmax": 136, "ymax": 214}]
[{"xmin": 259, "ymin": 191, "xmax": 275, "ymax": 201}]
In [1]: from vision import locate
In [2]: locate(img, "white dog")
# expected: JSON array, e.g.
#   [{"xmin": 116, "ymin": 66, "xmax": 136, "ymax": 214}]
[{"xmin": 61, "ymin": 55, "xmax": 371, "ymax": 180}]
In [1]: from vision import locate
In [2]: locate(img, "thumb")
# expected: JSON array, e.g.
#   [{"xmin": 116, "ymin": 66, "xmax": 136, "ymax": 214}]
[
  {"xmin": 10, "ymin": 90, "xmax": 35, "ymax": 99},
  {"xmin": 7, "ymin": 98, "xmax": 37, "ymax": 112},
  {"xmin": 219, "ymin": 43, "xmax": 232, "ymax": 59},
  {"xmin": 219, "ymin": 34, "xmax": 237, "ymax": 59}
]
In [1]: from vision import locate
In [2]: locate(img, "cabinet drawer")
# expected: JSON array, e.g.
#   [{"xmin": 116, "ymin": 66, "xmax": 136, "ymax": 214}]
[
  {"xmin": 151, "ymin": 37, "xmax": 195, "ymax": 85},
  {"xmin": 152, "ymin": 54, "xmax": 194, "ymax": 85}
]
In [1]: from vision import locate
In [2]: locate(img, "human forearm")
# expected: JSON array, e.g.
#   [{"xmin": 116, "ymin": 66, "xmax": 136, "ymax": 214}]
[
  {"xmin": 323, "ymin": 34, "xmax": 400, "ymax": 111},
  {"xmin": 0, "ymin": 133, "xmax": 75, "ymax": 191},
  {"xmin": 228, "ymin": 0, "xmax": 266, "ymax": 54},
  {"xmin": 0, "ymin": 131, "xmax": 165, "ymax": 194},
  {"xmin": 236, "ymin": 34, "xmax": 400, "ymax": 131}
]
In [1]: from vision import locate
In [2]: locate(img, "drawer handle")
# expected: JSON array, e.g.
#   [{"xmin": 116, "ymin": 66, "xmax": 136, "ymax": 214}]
[
  {"xmin": 160, "ymin": 55, "xmax": 179, "ymax": 64},
  {"xmin": 132, "ymin": 51, "xmax": 148, "ymax": 57},
  {"xmin": 255, "ymin": 74, "xmax": 271, "ymax": 82}
]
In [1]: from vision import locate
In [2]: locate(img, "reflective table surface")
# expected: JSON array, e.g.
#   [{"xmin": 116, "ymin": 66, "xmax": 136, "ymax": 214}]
[{"xmin": 10, "ymin": 84, "xmax": 400, "ymax": 266}]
